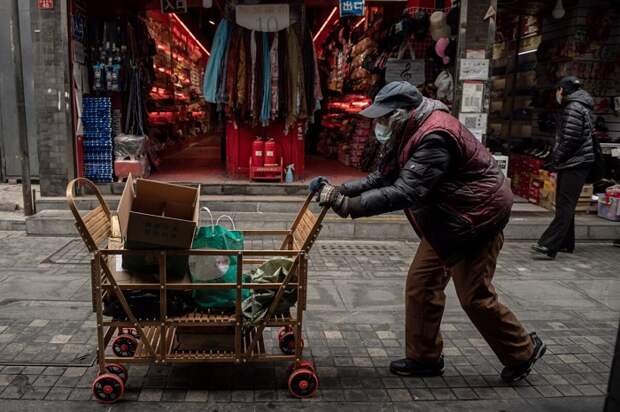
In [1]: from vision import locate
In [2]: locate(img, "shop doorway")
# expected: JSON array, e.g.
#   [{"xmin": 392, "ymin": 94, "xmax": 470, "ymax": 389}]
[{"xmin": 69, "ymin": 0, "xmax": 461, "ymax": 186}]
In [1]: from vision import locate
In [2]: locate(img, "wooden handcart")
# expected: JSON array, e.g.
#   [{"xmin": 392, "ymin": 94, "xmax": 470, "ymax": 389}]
[{"xmin": 66, "ymin": 178, "xmax": 328, "ymax": 403}]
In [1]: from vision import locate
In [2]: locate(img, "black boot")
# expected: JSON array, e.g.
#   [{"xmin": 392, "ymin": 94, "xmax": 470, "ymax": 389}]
[
  {"xmin": 531, "ymin": 244, "xmax": 556, "ymax": 260},
  {"xmin": 501, "ymin": 332, "xmax": 546, "ymax": 383},
  {"xmin": 390, "ymin": 355, "xmax": 444, "ymax": 377}
]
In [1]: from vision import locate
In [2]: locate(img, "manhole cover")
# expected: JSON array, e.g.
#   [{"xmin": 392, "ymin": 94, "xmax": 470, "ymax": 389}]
[
  {"xmin": 317, "ymin": 243, "xmax": 401, "ymax": 257},
  {"xmin": 41, "ymin": 239, "xmax": 90, "ymax": 265}
]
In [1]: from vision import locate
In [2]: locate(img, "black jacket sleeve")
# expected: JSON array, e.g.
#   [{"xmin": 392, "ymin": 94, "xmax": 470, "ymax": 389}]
[
  {"xmin": 339, "ymin": 169, "xmax": 396, "ymax": 197},
  {"xmin": 347, "ymin": 133, "xmax": 454, "ymax": 218},
  {"xmin": 553, "ymin": 102, "xmax": 587, "ymax": 166}
]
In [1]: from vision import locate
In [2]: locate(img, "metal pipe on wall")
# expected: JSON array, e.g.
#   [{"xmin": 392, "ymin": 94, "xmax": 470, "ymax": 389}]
[{"xmin": 9, "ymin": 0, "xmax": 33, "ymax": 216}]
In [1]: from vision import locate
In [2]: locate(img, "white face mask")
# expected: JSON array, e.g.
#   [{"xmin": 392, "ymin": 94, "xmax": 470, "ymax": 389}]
[
  {"xmin": 374, "ymin": 122, "xmax": 392, "ymax": 143},
  {"xmin": 374, "ymin": 109, "xmax": 408, "ymax": 143}
]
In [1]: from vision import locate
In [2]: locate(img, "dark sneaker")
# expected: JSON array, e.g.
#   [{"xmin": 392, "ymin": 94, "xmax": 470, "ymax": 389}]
[
  {"xmin": 501, "ymin": 332, "xmax": 546, "ymax": 383},
  {"xmin": 559, "ymin": 247, "xmax": 574, "ymax": 254},
  {"xmin": 531, "ymin": 244, "xmax": 556, "ymax": 260},
  {"xmin": 390, "ymin": 356, "xmax": 444, "ymax": 377}
]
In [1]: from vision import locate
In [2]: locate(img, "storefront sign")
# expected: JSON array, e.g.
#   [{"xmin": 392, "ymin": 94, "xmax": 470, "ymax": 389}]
[
  {"xmin": 459, "ymin": 58, "xmax": 489, "ymax": 81},
  {"xmin": 461, "ymin": 81, "xmax": 484, "ymax": 113},
  {"xmin": 161, "ymin": 0, "xmax": 187, "ymax": 14},
  {"xmin": 493, "ymin": 155, "xmax": 509, "ymax": 177},
  {"xmin": 236, "ymin": 4, "xmax": 290, "ymax": 32},
  {"xmin": 340, "ymin": 0, "xmax": 365, "ymax": 17},
  {"xmin": 385, "ymin": 59, "xmax": 425, "ymax": 86},
  {"xmin": 38, "ymin": 0, "xmax": 54, "ymax": 9},
  {"xmin": 460, "ymin": 112, "xmax": 487, "ymax": 142}
]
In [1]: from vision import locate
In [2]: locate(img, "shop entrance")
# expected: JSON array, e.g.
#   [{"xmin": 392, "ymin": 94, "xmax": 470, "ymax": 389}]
[
  {"xmin": 69, "ymin": 0, "xmax": 461, "ymax": 186},
  {"xmin": 488, "ymin": 0, "xmax": 620, "ymax": 211}
]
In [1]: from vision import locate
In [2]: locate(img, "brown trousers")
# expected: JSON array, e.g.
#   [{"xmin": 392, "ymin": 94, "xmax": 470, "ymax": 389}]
[{"xmin": 405, "ymin": 233, "xmax": 533, "ymax": 367}]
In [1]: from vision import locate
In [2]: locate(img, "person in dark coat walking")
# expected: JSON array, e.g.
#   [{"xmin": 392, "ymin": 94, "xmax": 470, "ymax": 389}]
[
  {"xmin": 309, "ymin": 82, "xmax": 545, "ymax": 383},
  {"xmin": 532, "ymin": 76, "xmax": 595, "ymax": 259}
]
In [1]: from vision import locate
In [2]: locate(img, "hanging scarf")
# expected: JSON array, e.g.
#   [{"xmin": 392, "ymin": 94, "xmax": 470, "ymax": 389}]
[
  {"xmin": 260, "ymin": 32, "xmax": 272, "ymax": 126},
  {"xmin": 203, "ymin": 20, "xmax": 232, "ymax": 104},
  {"xmin": 270, "ymin": 34, "xmax": 279, "ymax": 121},
  {"xmin": 250, "ymin": 30, "xmax": 257, "ymax": 119},
  {"xmin": 285, "ymin": 27, "xmax": 306, "ymax": 131},
  {"xmin": 236, "ymin": 30, "xmax": 248, "ymax": 115},
  {"xmin": 225, "ymin": 27, "xmax": 241, "ymax": 116}
]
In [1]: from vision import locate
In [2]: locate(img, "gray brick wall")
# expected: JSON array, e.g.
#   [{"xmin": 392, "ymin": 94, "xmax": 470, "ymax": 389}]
[{"xmin": 30, "ymin": 0, "xmax": 74, "ymax": 196}]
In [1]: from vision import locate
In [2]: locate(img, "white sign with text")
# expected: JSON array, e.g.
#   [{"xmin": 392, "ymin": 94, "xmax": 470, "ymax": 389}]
[{"xmin": 236, "ymin": 4, "xmax": 290, "ymax": 32}]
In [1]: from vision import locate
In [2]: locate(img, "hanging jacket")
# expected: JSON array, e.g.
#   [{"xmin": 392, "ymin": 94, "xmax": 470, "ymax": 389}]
[
  {"xmin": 342, "ymin": 100, "xmax": 513, "ymax": 265},
  {"xmin": 203, "ymin": 19, "xmax": 232, "ymax": 103},
  {"xmin": 552, "ymin": 89, "xmax": 595, "ymax": 170}
]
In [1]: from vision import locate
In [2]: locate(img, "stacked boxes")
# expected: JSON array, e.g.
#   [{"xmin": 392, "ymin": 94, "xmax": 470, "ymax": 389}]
[
  {"xmin": 82, "ymin": 97, "xmax": 113, "ymax": 183},
  {"xmin": 508, "ymin": 154, "xmax": 545, "ymax": 200},
  {"xmin": 597, "ymin": 186, "xmax": 620, "ymax": 221},
  {"xmin": 349, "ymin": 119, "xmax": 372, "ymax": 168},
  {"xmin": 538, "ymin": 170, "xmax": 556, "ymax": 210}
]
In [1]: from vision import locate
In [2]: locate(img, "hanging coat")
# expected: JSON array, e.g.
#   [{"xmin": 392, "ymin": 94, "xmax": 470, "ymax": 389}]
[{"xmin": 203, "ymin": 19, "xmax": 232, "ymax": 104}]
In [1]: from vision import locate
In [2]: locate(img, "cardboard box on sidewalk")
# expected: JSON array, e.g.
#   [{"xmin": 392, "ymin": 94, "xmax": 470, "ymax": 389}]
[{"xmin": 117, "ymin": 175, "xmax": 200, "ymax": 276}]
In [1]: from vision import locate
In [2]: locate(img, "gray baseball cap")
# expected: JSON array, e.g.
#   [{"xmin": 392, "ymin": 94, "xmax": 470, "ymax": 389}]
[{"xmin": 359, "ymin": 81, "xmax": 424, "ymax": 119}]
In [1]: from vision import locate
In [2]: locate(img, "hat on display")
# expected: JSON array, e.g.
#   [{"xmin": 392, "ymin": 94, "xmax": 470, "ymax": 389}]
[
  {"xmin": 558, "ymin": 76, "xmax": 582, "ymax": 94},
  {"xmin": 411, "ymin": 10, "xmax": 430, "ymax": 40},
  {"xmin": 430, "ymin": 11, "xmax": 451, "ymax": 41},
  {"xmin": 435, "ymin": 38, "xmax": 451, "ymax": 65},
  {"xmin": 435, "ymin": 70, "xmax": 454, "ymax": 102},
  {"xmin": 359, "ymin": 81, "xmax": 423, "ymax": 118}
]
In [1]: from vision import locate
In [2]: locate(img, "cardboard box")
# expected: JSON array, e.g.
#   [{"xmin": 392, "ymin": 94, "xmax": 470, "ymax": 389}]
[
  {"xmin": 580, "ymin": 184, "xmax": 594, "ymax": 198},
  {"xmin": 118, "ymin": 175, "xmax": 200, "ymax": 276}
]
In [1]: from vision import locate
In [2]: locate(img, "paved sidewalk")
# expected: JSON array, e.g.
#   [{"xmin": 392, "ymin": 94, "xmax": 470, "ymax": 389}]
[{"xmin": 0, "ymin": 231, "xmax": 617, "ymax": 410}]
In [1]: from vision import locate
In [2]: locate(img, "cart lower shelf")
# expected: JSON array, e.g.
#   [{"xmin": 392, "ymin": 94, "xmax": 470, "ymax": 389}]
[{"xmin": 93, "ymin": 324, "xmax": 317, "ymax": 403}]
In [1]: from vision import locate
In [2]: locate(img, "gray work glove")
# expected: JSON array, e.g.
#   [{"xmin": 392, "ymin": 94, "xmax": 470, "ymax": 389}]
[{"xmin": 318, "ymin": 184, "xmax": 350, "ymax": 218}]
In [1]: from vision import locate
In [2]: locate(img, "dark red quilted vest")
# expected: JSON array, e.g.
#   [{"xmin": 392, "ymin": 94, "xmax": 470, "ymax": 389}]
[{"xmin": 399, "ymin": 110, "xmax": 513, "ymax": 263}]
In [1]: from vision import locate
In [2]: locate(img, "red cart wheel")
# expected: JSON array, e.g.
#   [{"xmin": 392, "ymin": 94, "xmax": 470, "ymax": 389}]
[
  {"xmin": 277, "ymin": 326, "xmax": 292, "ymax": 341},
  {"xmin": 104, "ymin": 363, "xmax": 128, "ymax": 383},
  {"xmin": 92, "ymin": 373, "xmax": 125, "ymax": 404},
  {"xmin": 279, "ymin": 331, "xmax": 304, "ymax": 355},
  {"xmin": 287, "ymin": 360, "xmax": 316, "ymax": 376},
  {"xmin": 112, "ymin": 334, "xmax": 137, "ymax": 357},
  {"xmin": 120, "ymin": 328, "xmax": 140, "ymax": 339},
  {"xmin": 288, "ymin": 368, "xmax": 319, "ymax": 399}
]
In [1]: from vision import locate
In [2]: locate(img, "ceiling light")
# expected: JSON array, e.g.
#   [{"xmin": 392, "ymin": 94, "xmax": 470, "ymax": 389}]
[{"xmin": 313, "ymin": 6, "xmax": 338, "ymax": 43}]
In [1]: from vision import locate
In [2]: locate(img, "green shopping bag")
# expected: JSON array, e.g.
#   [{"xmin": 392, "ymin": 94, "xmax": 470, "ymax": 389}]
[{"xmin": 188, "ymin": 208, "xmax": 249, "ymax": 309}]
